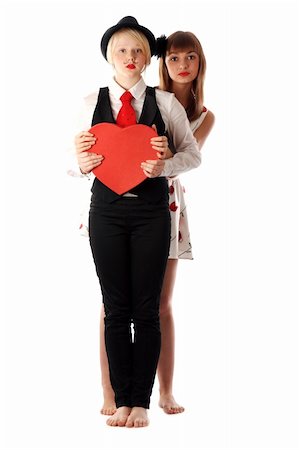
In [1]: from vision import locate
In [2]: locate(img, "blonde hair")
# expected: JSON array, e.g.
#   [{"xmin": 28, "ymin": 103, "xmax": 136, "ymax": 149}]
[
  {"xmin": 107, "ymin": 29, "xmax": 151, "ymax": 68},
  {"xmin": 159, "ymin": 31, "xmax": 206, "ymax": 121}
]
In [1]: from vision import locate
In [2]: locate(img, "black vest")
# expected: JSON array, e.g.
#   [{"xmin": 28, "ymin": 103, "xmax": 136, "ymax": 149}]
[{"xmin": 90, "ymin": 86, "xmax": 169, "ymax": 204}]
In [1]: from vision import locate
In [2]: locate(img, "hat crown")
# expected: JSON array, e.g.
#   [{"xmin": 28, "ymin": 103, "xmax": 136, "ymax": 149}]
[{"xmin": 117, "ymin": 16, "xmax": 139, "ymax": 27}]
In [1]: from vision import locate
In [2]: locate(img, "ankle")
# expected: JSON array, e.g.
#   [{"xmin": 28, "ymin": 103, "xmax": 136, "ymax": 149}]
[
  {"xmin": 102, "ymin": 384, "xmax": 114, "ymax": 393},
  {"xmin": 159, "ymin": 389, "xmax": 173, "ymax": 397}
]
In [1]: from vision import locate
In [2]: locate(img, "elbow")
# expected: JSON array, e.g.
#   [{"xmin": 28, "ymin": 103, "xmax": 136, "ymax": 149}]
[
  {"xmin": 189, "ymin": 156, "xmax": 201, "ymax": 172},
  {"xmin": 195, "ymin": 151, "xmax": 202, "ymax": 168}
]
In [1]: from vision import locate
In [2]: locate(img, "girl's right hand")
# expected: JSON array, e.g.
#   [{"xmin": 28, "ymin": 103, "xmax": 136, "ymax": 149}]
[
  {"xmin": 75, "ymin": 131, "xmax": 104, "ymax": 174},
  {"xmin": 150, "ymin": 135, "xmax": 173, "ymax": 160}
]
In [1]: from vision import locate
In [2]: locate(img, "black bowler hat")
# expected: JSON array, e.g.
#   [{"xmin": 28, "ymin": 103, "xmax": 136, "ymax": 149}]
[{"xmin": 100, "ymin": 16, "xmax": 156, "ymax": 60}]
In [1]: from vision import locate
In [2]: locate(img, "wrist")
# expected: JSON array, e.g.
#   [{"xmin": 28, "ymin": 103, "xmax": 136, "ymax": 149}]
[{"xmin": 79, "ymin": 167, "xmax": 91, "ymax": 179}]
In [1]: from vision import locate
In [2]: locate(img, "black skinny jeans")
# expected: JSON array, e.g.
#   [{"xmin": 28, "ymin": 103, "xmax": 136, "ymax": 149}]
[{"xmin": 89, "ymin": 195, "xmax": 171, "ymax": 409}]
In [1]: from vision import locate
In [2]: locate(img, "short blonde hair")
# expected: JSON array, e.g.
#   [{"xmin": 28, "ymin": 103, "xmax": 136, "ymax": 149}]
[{"xmin": 107, "ymin": 29, "xmax": 151, "ymax": 68}]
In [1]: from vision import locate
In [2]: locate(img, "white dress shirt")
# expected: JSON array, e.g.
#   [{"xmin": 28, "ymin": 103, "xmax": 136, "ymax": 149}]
[{"xmin": 67, "ymin": 77, "xmax": 201, "ymax": 178}]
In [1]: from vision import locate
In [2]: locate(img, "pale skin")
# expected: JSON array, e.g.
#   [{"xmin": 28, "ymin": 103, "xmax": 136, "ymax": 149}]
[
  {"xmin": 76, "ymin": 34, "xmax": 166, "ymax": 180},
  {"xmin": 76, "ymin": 33, "xmax": 169, "ymax": 428},
  {"xmin": 95, "ymin": 48, "xmax": 215, "ymax": 417},
  {"xmin": 76, "ymin": 38, "xmax": 215, "ymax": 426},
  {"xmin": 164, "ymin": 48, "xmax": 215, "ymax": 151}
]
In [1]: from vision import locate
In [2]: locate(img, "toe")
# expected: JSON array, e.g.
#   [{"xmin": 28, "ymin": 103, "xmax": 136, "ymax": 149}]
[
  {"xmin": 101, "ymin": 406, "xmax": 117, "ymax": 416},
  {"xmin": 106, "ymin": 418, "xmax": 114, "ymax": 426},
  {"xmin": 126, "ymin": 419, "xmax": 134, "ymax": 428},
  {"xmin": 117, "ymin": 417, "xmax": 127, "ymax": 427},
  {"xmin": 163, "ymin": 406, "xmax": 172, "ymax": 414}
]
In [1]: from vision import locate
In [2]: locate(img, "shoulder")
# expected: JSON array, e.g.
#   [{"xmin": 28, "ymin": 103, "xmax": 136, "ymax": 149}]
[
  {"xmin": 83, "ymin": 91, "xmax": 99, "ymax": 107},
  {"xmin": 154, "ymin": 88, "xmax": 176, "ymax": 104},
  {"xmin": 206, "ymin": 110, "xmax": 215, "ymax": 123},
  {"xmin": 154, "ymin": 87, "xmax": 174, "ymax": 98},
  {"xmin": 154, "ymin": 88, "xmax": 186, "ymax": 118},
  {"xmin": 204, "ymin": 110, "xmax": 215, "ymax": 129},
  {"xmin": 74, "ymin": 91, "xmax": 99, "ymax": 130},
  {"xmin": 191, "ymin": 108, "xmax": 215, "ymax": 130}
]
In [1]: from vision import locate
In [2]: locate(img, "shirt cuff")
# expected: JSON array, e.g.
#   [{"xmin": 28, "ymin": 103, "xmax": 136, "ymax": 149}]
[
  {"xmin": 160, "ymin": 160, "xmax": 173, "ymax": 177},
  {"xmin": 66, "ymin": 165, "xmax": 92, "ymax": 180}
]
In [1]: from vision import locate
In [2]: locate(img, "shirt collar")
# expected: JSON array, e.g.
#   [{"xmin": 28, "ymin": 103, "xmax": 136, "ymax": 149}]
[{"xmin": 108, "ymin": 77, "xmax": 146, "ymax": 100}]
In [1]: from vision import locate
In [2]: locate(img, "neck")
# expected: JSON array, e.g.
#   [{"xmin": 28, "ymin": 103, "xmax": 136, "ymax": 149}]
[
  {"xmin": 170, "ymin": 81, "xmax": 193, "ymax": 110},
  {"xmin": 114, "ymin": 74, "xmax": 141, "ymax": 90}
]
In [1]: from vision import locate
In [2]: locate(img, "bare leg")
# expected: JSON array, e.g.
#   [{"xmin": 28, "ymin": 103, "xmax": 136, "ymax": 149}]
[
  {"xmin": 158, "ymin": 259, "xmax": 185, "ymax": 414},
  {"xmin": 99, "ymin": 305, "xmax": 117, "ymax": 415}
]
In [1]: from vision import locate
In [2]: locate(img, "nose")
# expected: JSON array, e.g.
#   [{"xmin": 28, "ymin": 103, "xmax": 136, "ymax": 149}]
[
  {"xmin": 179, "ymin": 60, "xmax": 188, "ymax": 69},
  {"xmin": 127, "ymin": 50, "xmax": 136, "ymax": 61}
]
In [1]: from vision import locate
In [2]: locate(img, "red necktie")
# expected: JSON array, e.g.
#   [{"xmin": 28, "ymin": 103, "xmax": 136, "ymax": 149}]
[{"xmin": 116, "ymin": 91, "xmax": 137, "ymax": 127}]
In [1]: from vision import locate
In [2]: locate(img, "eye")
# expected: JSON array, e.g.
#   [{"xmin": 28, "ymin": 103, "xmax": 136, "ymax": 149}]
[
  {"xmin": 169, "ymin": 56, "xmax": 178, "ymax": 62},
  {"xmin": 119, "ymin": 48, "xmax": 126, "ymax": 53},
  {"xmin": 188, "ymin": 54, "xmax": 197, "ymax": 60},
  {"xmin": 136, "ymin": 48, "xmax": 143, "ymax": 53}
]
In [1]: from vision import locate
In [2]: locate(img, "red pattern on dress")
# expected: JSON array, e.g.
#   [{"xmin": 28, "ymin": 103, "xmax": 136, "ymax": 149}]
[{"xmin": 169, "ymin": 201, "xmax": 178, "ymax": 212}]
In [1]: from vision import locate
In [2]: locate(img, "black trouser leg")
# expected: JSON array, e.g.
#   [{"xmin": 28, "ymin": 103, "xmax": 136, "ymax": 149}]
[
  {"xmin": 129, "ymin": 203, "xmax": 170, "ymax": 407},
  {"xmin": 89, "ymin": 197, "xmax": 170, "ymax": 409}
]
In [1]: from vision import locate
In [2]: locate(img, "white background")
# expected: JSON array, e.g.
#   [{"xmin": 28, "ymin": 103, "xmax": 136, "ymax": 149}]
[{"xmin": 2, "ymin": 0, "xmax": 299, "ymax": 449}]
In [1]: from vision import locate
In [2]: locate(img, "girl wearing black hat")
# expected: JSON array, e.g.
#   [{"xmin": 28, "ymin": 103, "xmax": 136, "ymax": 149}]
[{"xmin": 73, "ymin": 17, "xmax": 201, "ymax": 428}]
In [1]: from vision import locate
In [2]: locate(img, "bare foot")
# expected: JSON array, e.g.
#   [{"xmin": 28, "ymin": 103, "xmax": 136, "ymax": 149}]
[
  {"xmin": 106, "ymin": 406, "xmax": 132, "ymax": 427},
  {"xmin": 101, "ymin": 401, "xmax": 117, "ymax": 416},
  {"xmin": 100, "ymin": 388, "xmax": 117, "ymax": 415},
  {"xmin": 159, "ymin": 394, "xmax": 185, "ymax": 414},
  {"xmin": 126, "ymin": 407, "xmax": 149, "ymax": 428}
]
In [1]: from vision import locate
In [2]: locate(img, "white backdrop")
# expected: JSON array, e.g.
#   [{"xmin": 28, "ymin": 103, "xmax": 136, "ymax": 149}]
[{"xmin": 2, "ymin": 0, "xmax": 299, "ymax": 449}]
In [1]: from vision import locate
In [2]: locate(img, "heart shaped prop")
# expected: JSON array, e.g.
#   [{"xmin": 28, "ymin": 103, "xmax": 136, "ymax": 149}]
[{"xmin": 88, "ymin": 123, "xmax": 158, "ymax": 195}]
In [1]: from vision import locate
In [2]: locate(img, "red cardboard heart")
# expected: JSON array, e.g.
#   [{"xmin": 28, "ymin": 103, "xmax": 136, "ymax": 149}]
[{"xmin": 88, "ymin": 123, "xmax": 158, "ymax": 195}]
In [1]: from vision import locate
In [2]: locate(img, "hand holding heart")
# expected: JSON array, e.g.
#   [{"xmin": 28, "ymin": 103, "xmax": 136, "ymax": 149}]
[
  {"xmin": 141, "ymin": 131, "xmax": 171, "ymax": 178},
  {"xmin": 150, "ymin": 127, "xmax": 173, "ymax": 161},
  {"xmin": 75, "ymin": 126, "xmax": 169, "ymax": 177},
  {"xmin": 140, "ymin": 158, "xmax": 165, "ymax": 178},
  {"xmin": 85, "ymin": 123, "xmax": 167, "ymax": 194},
  {"xmin": 75, "ymin": 123, "xmax": 167, "ymax": 193},
  {"xmin": 75, "ymin": 131, "xmax": 103, "ymax": 174}
]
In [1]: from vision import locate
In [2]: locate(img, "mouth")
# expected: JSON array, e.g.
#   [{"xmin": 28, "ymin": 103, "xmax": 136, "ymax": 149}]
[
  {"xmin": 126, "ymin": 64, "xmax": 136, "ymax": 69},
  {"xmin": 178, "ymin": 72, "xmax": 190, "ymax": 77}
]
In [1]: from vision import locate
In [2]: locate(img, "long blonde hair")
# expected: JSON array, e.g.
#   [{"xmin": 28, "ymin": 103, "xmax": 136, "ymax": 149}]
[{"xmin": 159, "ymin": 31, "xmax": 206, "ymax": 121}]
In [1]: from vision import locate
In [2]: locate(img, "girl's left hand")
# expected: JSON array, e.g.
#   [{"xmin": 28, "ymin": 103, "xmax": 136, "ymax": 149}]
[
  {"xmin": 141, "ymin": 159, "xmax": 165, "ymax": 178},
  {"xmin": 150, "ymin": 135, "xmax": 173, "ymax": 160}
]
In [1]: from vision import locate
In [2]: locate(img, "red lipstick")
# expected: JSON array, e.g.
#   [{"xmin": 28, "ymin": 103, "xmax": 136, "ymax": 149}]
[
  {"xmin": 178, "ymin": 72, "xmax": 190, "ymax": 76},
  {"xmin": 127, "ymin": 64, "xmax": 136, "ymax": 69}
]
